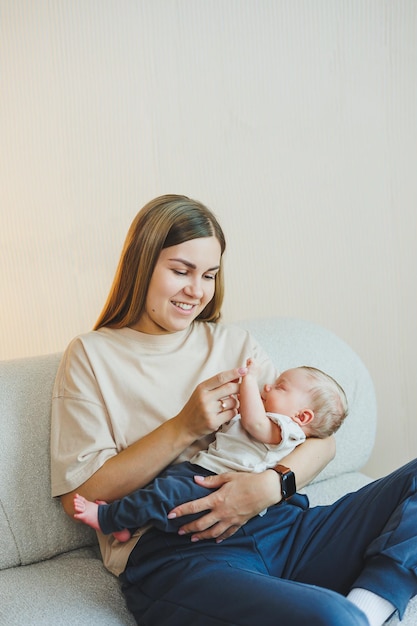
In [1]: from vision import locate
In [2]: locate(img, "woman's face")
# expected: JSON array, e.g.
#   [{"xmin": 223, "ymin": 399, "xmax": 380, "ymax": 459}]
[{"xmin": 133, "ymin": 236, "xmax": 222, "ymax": 334}]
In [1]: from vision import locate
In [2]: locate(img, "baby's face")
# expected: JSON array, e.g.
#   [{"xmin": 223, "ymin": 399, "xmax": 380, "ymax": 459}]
[{"xmin": 261, "ymin": 368, "xmax": 312, "ymax": 417}]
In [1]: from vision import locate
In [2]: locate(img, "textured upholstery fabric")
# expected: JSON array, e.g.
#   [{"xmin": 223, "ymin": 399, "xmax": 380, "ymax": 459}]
[
  {"xmin": 0, "ymin": 548, "xmax": 135, "ymax": 625},
  {"xmin": 0, "ymin": 317, "xmax": 415, "ymax": 625},
  {"xmin": 0, "ymin": 353, "xmax": 96, "ymax": 569}
]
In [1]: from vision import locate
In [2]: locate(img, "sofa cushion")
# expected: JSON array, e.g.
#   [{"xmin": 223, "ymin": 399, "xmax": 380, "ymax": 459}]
[{"xmin": 0, "ymin": 547, "xmax": 135, "ymax": 625}]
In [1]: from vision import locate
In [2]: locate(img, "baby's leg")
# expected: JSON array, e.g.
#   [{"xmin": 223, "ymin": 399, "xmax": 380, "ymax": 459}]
[{"xmin": 73, "ymin": 494, "xmax": 131, "ymax": 542}]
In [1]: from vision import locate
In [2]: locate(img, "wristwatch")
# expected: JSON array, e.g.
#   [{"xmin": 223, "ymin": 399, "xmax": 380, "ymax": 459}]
[{"xmin": 271, "ymin": 464, "xmax": 296, "ymax": 501}]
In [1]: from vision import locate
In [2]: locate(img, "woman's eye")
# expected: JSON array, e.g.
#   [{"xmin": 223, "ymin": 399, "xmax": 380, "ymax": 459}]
[
  {"xmin": 173, "ymin": 269, "xmax": 187, "ymax": 276},
  {"xmin": 204, "ymin": 274, "xmax": 216, "ymax": 280}
]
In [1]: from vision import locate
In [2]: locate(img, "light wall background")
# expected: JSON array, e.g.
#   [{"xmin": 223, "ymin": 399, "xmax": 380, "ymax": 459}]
[{"xmin": 1, "ymin": 0, "xmax": 416, "ymax": 479}]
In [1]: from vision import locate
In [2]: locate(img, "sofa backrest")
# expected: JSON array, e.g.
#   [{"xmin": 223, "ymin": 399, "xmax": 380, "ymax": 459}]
[
  {"xmin": 0, "ymin": 353, "xmax": 96, "ymax": 570},
  {"xmin": 0, "ymin": 317, "xmax": 376, "ymax": 570}
]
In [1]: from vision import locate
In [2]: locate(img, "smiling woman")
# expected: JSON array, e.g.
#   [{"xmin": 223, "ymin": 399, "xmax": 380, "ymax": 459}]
[{"xmin": 50, "ymin": 194, "xmax": 417, "ymax": 626}]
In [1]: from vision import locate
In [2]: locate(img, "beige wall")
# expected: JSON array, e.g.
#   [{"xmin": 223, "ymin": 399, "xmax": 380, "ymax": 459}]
[{"xmin": 1, "ymin": 0, "xmax": 416, "ymax": 478}]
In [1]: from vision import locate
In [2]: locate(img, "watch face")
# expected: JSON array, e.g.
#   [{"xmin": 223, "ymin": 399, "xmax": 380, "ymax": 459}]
[{"xmin": 282, "ymin": 471, "xmax": 296, "ymax": 498}]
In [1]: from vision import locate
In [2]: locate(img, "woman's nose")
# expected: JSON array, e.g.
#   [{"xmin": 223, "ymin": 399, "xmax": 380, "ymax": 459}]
[{"xmin": 184, "ymin": 280, "xmax": 204, "ymax": 299}]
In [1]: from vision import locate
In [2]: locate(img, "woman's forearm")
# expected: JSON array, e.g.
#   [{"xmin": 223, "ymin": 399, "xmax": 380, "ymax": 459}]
[
  {"xmin": 61, "ymin": 415, "xmax": 195, "ymax": 517},
  {"xmin": 274, "ymin": 435, "xmax": 336, "ymax": 490}
]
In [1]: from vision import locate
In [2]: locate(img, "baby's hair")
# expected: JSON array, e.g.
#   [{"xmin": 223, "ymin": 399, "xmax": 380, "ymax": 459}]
[{"xmin": 300, "ymin": 366, "xmax": 348, "ymax": 438}]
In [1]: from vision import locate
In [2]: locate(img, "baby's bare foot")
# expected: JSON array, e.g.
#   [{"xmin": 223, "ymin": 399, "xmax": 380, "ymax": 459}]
[
  {"xmin": 73, "ymin": 493, "xmax": 101, "ymax": 532},
  {"xmin": 73, "ymin": 494, "xmax": 131, "ymax": 542}
]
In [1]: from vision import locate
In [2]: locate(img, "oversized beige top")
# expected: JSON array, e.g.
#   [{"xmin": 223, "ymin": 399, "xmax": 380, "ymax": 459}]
[{"xmin": 51, "ymin": 322, "xmax": 276, "ymax": 576}]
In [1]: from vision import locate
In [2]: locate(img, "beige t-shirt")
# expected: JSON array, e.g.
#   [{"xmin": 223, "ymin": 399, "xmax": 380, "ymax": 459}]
[{"xmin": 51, "ymin": 321, "xmax": 276, "ymax": 576}]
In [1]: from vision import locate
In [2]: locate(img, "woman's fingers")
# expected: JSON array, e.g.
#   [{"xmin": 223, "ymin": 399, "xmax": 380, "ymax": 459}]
[
  {"xmin": 203, "ymin": 367, "xmax": 247, "ymax": 395},
  {"xmin": 176, "ymin": 367, "xmax": 247, "ymax": 438},
  {"xmin": 205, "ymin": 367, "xmax": 247, "ymax": 418}
]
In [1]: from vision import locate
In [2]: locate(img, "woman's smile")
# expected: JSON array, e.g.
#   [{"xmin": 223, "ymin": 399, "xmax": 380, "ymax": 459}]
[{"xmin": 171, "ymin": 301, "xmax": 196, "ymax": 311}]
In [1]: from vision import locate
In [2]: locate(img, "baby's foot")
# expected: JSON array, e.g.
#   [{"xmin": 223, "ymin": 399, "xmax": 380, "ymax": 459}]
[
  {"xmin": 73, "ymin": 493, "xmax": 101, "ymax": 532},
  {"xmin": 73, "ymin": 494, "xmax": 131, "ymax": 542}
]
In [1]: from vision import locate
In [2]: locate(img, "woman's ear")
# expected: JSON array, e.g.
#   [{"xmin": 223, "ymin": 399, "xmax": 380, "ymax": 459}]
[{"xmin": 294, "ymin": 409, "xmax": 314, "ymax": 426}]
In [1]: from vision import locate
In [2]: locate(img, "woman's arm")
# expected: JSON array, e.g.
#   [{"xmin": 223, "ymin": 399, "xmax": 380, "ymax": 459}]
[
  {"xmin": 60, "ymin": 366, "xmax": 246, "ymax": 517},
  {"xmin": 60, "ymin": 417, "xmax": 197, "ymax": 516},
  {"xmin": 167, "ymin": 435, "xmax": 336, "ymax": 542}
]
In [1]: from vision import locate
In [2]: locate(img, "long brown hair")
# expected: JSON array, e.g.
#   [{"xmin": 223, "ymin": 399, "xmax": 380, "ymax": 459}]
[{"xmin": 94, "ymin": 195, "xmax": 226, "ymax": 330}]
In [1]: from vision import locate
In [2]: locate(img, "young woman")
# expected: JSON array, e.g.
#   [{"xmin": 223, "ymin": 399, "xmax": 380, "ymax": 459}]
[{"xmin": 51, "ymin": 195, "xmax": 417, "ymax": 625}]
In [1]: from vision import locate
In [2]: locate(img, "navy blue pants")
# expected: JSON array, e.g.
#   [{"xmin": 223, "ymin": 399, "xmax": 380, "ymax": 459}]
[{"xmin": 120, "ymin": 459, "xmax": 417, "ymax": 625}]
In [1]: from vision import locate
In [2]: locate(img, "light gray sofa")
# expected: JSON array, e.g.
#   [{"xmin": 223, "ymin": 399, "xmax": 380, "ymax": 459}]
[{"xmin": 0, "ymin": 317, "xmax": 415, "ymax": 625}]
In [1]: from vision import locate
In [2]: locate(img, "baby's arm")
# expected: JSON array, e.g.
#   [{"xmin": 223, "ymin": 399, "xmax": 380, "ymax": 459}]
[{"xmin": 239, "ymin": 359, "xmax": 283, "ymax": 445}]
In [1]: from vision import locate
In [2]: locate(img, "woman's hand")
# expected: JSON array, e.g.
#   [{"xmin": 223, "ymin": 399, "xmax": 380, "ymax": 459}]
[
  {"xmin": 175, "ymin": 367, "xmax": 247, "ymax": 440},
  {"xmin": 168, "ymin": 470, "xmax": 280, "ymax": 542}
]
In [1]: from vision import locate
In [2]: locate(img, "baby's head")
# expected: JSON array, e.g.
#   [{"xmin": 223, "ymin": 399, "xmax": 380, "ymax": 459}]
[{"xmin": 261, "ymin": 366, "xmax": 348, "ymax": 438}]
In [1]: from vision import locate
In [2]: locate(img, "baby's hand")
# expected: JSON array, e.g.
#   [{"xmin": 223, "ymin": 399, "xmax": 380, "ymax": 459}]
[{"xmin": 245, "ymin": 358, "xmax": 259, "ymax": 377}]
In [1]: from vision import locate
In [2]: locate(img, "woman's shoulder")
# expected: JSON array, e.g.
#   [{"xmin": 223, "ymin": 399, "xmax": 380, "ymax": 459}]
[
  {"xmin": 62, "ymin": 328, "xmax": 110, "ymax": 354},
  {"xmin": 59, "ymin": 328, "xmax": 130, "ymax": 371},
  {"xmin": 55, "ymin": 328, "xmax": 140, "ymax": 396},
  {"xmin": 63, "ymin": 326, "xmax": 138, "ymax": 352}
]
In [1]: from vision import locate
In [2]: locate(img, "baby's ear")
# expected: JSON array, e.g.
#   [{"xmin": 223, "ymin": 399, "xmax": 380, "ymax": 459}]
[{"xmin": 294, "ymin": 409, "xmax": 314, "ymax": 426}]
